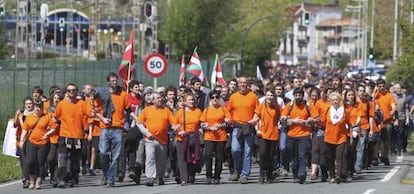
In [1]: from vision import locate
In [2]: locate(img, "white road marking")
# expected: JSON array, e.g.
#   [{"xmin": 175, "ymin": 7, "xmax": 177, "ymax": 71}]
[
  {"xmin": 380, "ymin": 166, "xmax": 400, "ymax": 182},
  {"xmin": 362, "ymin": 189, "xmax": 376, "ymax": 194},
  {"xmin": 0, "ymin": 180, "xmax": 20, "ymax": 188}
]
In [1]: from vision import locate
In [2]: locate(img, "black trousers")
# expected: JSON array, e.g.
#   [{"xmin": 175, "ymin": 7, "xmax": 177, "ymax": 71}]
[
  {"xmin": 257, "ymin": 138, "xmax": 277, "ymax": 177},
  {"xmin": 204, "ymin": 141, "xmax": 226, "ymax": 179},
  {"xmin": 326, "ymin": 142, "xmax": 347, "ymax": 179},
  {"xmin": 56, "ymin": 137, "xmax": 81, "ymax": 182},
  {"xmin": 25, "ymin": 141, "xmax": 50, "ymax": 178}
]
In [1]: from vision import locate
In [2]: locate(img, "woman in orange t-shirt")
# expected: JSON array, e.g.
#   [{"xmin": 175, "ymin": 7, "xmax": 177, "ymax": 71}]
[
  {"xmin": 200, "ymin": 90, "xmax": 231, "ymax": 184},
  {"xmin": 14, "ymin": 97, "xmax": 34, "ymax": 188},
  {"xmin": 173, "ymin": 93, "xmax": 202, "ymax": 186},
  {"xmin": 19, "ymin": 102, "xmax": 57, "ymax": 189},
  {"xmin": 323, "ymin": 92, "xmax": 351, "ymax": 184},
  {"xmin": 250, "ymin": 90, "xmax": 280, "ymax": 184},
  {"xmin": 46, "ymin": 92, "xmax": 63, "ymax": 186},
  {"xmin": 344, "ymin": 89, "xmax": 361, "ymax": 178}
]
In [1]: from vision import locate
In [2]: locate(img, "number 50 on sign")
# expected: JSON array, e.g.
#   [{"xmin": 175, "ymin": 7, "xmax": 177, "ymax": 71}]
[{"xmin": 144, "ymin": 53, "xmax": 168, "ymax": 77}]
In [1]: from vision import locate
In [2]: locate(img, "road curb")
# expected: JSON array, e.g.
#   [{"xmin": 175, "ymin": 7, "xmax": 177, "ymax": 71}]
[{"xmin": 402, "ymin": 144, "xmax": 414, "ymax": 185}]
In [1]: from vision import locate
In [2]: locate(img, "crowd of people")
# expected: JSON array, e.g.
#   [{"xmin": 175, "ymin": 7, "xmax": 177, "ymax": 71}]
[{"xmin": 11, "ymin": 67, "xmax": 414, "ymax": 189}]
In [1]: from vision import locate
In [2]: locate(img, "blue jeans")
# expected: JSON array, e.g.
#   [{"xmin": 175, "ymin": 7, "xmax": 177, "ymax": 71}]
[
  {"xmin": 279, "ymin": 129, "xmax": 289, "ymax": 169},
  {"xmin": 287, "ymin": 136, "xmax": 310, "ymax": 178},
  {"xmin": 231, "ymin": 127, "xmax": 253, "ymax": 177},
  {"xmin": 99, "ymin": 128, "xmax": 123, "ymax": 183},
  {"xmin": 354, "ymin": 130, "xmax": 368, "ymax": 172}
]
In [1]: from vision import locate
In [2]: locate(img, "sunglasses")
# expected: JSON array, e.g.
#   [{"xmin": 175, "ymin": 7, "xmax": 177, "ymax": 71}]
[
  {"xmin": 210, "ymin": 95, "xmax": 219, "ymax": 99},
  {"xmin": 67, "ymin": 89, "xmax": 77, "ymax": 93}
]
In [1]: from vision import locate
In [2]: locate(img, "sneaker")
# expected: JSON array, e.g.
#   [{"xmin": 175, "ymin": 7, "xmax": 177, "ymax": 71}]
[
  {"xmin": 281, "ymin": 169, "xmax": 289, "ymax": 177},
  {"xmin": 189, "ymin": 176, "xmax": 195, "ymax": 184},
  {"xmin": 106, "ymin": 182, "xmax": 115, "ymax": 188},
  {"xmin": 258, "ymin": 176, "xmax": 265, "ymax": 184},
  {"xmin": 228, "ymin": 172, "xmax": 239, "ymax": 181},
  {"xmin": 214, "ymin": 179, "xmax": 220, "ymax": 185},
  {"xmin": 23, "ymin": 180, "xmax": 30, "ymax": 189},
  {"xmin": 335, "ymin": 177, "xmax": 341, "ymax": 184},
  {"xmin": 101, "ymin": 177, "xmax": 107, "ymax": 185},
  {"xmin": 206, "ymin": 178, "xmax": 212, "ymax": 184},
  {"xmin": 89, "ymin": 169, "xmax": 96, "ymax": 176},
  {"xmin": 239, "ymin": 176, "xmax": 248, "ymax": 184},
  {"xmin": 81, "ymin": 166, "xmax": 87, "ymax": 176},
  {"xmin": 57, "ymin": 180, "xmax": 66, "ymax": 188},
  {"xmin": 129, "ymin": 173, "xmax": 140, "ymax": 185},
  {"xmin": 145, "ymin": 178, "xmax": 154, "ymax": 186},
  {"xmin": 180, "ymin": 180, "xmax": 188, "ymax": 186},
  {"xmin": 117, "ymin": 175, "xmax": 124, "ymax": 182},
  {"xmin": 158, "ymin": 178, "xmax": 165, "ymax": 185},
  {"xmin": 298, "ymin": 176, "xmax": 306, "ymax": 184}
]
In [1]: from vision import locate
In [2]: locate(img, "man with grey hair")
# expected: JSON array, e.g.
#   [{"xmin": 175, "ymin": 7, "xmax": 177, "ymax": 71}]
[
  {"xmin": 136, "ymin": 92, "xmax": 174, "ymax": 186},
  {"xmin": 392, "ymin": 83, "xmax": 409, "ymax": 156}
]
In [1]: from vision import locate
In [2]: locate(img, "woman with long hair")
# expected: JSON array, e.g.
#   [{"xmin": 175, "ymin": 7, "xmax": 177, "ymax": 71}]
[
  {"xmin": 249, "ymin": 90, "xmax": 281, "ymax": 183},
  {"xmin": 173, "ymin": 93, "xmax": 202, "ymax": 186},
  {"xmin": 14, "ymin": 97, "xmax": 34, "ymax": 188},
  {"xmin": 46, "ymin": 92, "xmax": 64, "ymax": 187}
]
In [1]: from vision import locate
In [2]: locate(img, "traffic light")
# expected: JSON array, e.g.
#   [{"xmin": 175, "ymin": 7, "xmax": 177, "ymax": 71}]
[
  {"xmin": 43, "ymin": 18, "xmax": 49, "ymax": 28},
  {"xmin": 0, "ymin": 6, "xmax": 5, "ymax": 17},
  {"xmin": 82, "ymin": 28, "xmax": 87, "ymax": 33},
  {"xmin": 144, "ymin": 2, "xmax": 152, "ymax": 18},
  {"xmin": 59, "ymin": 18, "xmax": 65, "ymax": 28},
  {"xmin": 368, "ymin": 48, "xmax": 374, "ymax": 60},
  {"xmin": 304, "ymin": 12, "xmax": 310, "ymax": 25}
]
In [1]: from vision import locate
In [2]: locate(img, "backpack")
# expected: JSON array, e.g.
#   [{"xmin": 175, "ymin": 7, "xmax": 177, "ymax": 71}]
[{"xmin": 374, "ymin": 108, "xmax": 384, "ymax": 125}]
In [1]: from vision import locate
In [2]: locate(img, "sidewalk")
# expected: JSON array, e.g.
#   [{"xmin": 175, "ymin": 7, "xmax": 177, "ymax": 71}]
[{"xmin": 403, "ymin": 137, "xmax": 414, "ymax": 185}]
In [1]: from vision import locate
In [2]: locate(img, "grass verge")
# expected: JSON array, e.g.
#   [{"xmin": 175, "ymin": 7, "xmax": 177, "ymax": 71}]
[{"xmin": 0, "ymin": 143, "xmax": 20, "ymax": 183}]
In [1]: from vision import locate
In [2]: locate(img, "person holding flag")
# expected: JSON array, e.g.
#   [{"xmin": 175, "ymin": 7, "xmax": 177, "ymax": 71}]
[{"xmin": 118, "ymin": 31, "xmax": 136, "ymax": 89}]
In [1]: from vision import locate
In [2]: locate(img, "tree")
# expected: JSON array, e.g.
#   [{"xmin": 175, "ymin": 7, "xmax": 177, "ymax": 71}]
[
  {"xmin": 158, "ymin": 0, "xmax": 239, "ymax": 59},
  {"xmin": 0, "ymin": 23, "xmax": 10, "ymax": 59}
]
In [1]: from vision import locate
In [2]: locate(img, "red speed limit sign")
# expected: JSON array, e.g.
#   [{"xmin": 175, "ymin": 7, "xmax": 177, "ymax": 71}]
[{"xmin": 144, "ymin": 53, "xmax": 168, "ymax": 77}]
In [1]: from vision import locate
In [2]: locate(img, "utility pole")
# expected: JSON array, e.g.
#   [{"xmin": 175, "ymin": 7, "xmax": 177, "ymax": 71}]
[
  {"xmin": 370, "ymin": 0, "xmax": 375, "ymax": 49},
  {"xmin": 67, "ymin": 0, "xmax": 73, "ymax": 55},
  {"xmin": 393, "ymin": 0, "xmax": 398, "ymax": 62}
]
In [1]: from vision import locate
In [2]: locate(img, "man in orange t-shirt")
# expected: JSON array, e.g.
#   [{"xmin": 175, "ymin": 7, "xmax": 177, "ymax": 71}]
[
  {"xmin": 94, "ymin": 72, "xmax": 137, "ymax": 187},
  {"xmin": 374, "ymin": 79, "xmax": 396, "ymax": 166},
  {"xmin": 54, "ymin": 83, "xmax": 89, "ymax": 188},
  {"xmin": 226, "ymin": 76, "xmax": 259, "ymax": 184},
  {"xmin": 281, "ymin": 87, "xmax": 315, "ymax": 184},
  {"xmin": 137, "ymin": 92, "xmax": 174, "ymax": 186}
]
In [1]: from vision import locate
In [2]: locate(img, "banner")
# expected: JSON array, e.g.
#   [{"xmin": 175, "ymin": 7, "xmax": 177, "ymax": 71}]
[{"xmin": 2, "ymin": 120, "xmax": 18, "ymax": 158}]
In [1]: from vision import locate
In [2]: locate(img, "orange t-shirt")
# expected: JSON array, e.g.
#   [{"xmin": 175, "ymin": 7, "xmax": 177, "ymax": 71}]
[
  {"xmin": 200, "ymin": 106, "xmax": 231, "ymax": 142},
  {"xmin": 55, "ymin": 99, "xmax": 88, "ymax": 139},
  {"xmin": 100, "ymin": 91, "xmax": 131, "ymax": 128},
  {"xmin": 137, "ymin": 105, "xmax": 174, "ymax": 144},
  {"xmin": 346, "ymin": 104, "xmax": 362, "ymax": 126},
  {"xmin": 227, "ymin": 91, "xmax": 259, "ymax": 124},
  {"xmin": 23, "ymin": 113, "xmax": 58, "ymax": 145},
  {"xmin": 374, "ymin": 92, "xmax": 396, "ymax": 121},
  {"xmin": 357, "ymin": 100, "xmax": 374, "ymax": 131},
  {"xmin": 86, "ymin": 97, "xmax": 102, "ymax": 137},
  {"xmin": 174, "ymin": 108, "xmax": 202, "ymax": 142},
  {"xmin": 315, "ymin": 99, "xmax": 331, "ymax": 126},
  {"xmin": 43, "ymin": 100, "xmax": 51, "ymax": 114},
  {"xmin": 324, "ymin": 106, "xmax": 351, "ymax": 145},
  {"xmin": 255, "ymin": 103, "xmax": 280, "ymax": 141},
  {"xmin": 46, "ymin": 112, "xmax": 60, "ymax": 144},
  {"xmin": 282, "ymin": 102, "xmax": 312, "ymax": 137}
]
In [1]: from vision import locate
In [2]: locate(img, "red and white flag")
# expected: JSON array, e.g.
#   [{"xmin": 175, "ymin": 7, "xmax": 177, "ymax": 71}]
[
  {"xmin": 118, "ymin": 31, "xmax": 135, "ymax": 89},
  {"xmin": 211, "ymin": 54, "xmax": 227, "ymax": 89},
  {"xmin": 187, "ymin": 47, "xmax": 207, "ymax": 85},
  {"xmin": 179, "ymin": 55, "xmax": 186, "ymax": 86}
]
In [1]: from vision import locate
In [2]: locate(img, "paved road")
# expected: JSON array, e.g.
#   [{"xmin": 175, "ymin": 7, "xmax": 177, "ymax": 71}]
[{"xmin": 1, "ymin": 153, "xmax": 414, "ymax": 194}]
